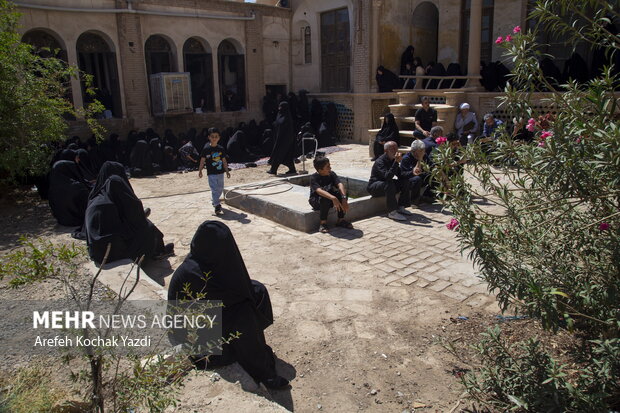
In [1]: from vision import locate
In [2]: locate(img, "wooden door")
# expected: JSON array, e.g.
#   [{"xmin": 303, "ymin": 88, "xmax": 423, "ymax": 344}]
[{"xmin": 321, "ymin": 8, "xmax": 350, "ymax": 92}]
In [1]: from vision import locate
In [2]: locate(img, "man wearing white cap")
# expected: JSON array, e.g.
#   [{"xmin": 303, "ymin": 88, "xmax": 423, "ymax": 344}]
[{"xmin": 454, "ymin": 103, "xmax": 478, "ymax": 146}]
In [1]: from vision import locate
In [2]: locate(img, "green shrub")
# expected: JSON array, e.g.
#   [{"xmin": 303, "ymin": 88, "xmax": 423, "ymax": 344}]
[{"xmin": 432, "ymin": 0, "xmax": 620, "ymax": 410}]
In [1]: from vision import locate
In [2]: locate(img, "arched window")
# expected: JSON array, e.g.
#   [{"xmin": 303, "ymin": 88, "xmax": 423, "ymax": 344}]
[
  {"xmin": 304, "ymin": 26, "xmax": 312, "ymax": 64},
  {"xmin": 77, "ymin": 32, "xmax": 122, "ymax": 117},
  {"xmin": 412, "ymin": 2, "xmax": 439, "ymax": 66},
  {"xmin": 145, "ymin": 35, "xmax": 175, "ymax": 77},
  {"xmin": 183, "ymin": 37, "xmax": 214, "ymax": 112},
  {"xmin": 218, "ymin": 40, "xmax": 246, "ymax": 111}
]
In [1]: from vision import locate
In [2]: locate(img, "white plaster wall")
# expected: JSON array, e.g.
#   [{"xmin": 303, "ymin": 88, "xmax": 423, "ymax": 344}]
[
  {"xmin": 291, "ymin": 0, "xmax": 353, "ymax": 92},
  {"xmin": 262, "ymin": 16, "xmax": 290, "ymax": 86}
]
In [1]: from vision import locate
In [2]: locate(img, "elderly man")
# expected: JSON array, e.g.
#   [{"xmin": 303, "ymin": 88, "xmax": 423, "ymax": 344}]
[
  {"xmin": 480, "ymin": 113, "xmax": 503, "ymax": 142},
  {"xmin": 423, "ymin": 125, "xmax": 444, "ymax": 158},
  {"xmin": 401, "ymin": 140, "xmax": 434, "ymax": 205},
  {"xmin": 367, "ymin": 141, "xmax": 412, "ymax": 221},
  {"xmin": 455, "ymin": 102, "xmax": 478, "ymax": 146}
]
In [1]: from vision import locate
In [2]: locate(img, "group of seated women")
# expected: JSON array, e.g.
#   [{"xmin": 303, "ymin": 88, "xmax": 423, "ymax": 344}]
[
  {"xmin": 47, "ymin": 156, "xmax": 288, "ymax": 389},
  {"xmin": 48, "ymin": 157, "xmax": 174, "ymax": 264}
]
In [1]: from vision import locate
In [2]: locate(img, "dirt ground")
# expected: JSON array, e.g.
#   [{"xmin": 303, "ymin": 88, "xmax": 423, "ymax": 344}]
[{"xmin": 0, "ymin": 143, "xmax": 527, "ymax": 413}]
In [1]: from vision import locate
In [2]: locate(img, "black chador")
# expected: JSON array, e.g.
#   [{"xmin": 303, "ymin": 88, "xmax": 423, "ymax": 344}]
[
  {"xmin": 129, "ymin": 140, "xmax": 153, "ymax": 176},
  {"xmin": 85, "ymin": 161, "xmax": 167, "ymax": 265},
  {"xmin": 227, "ymin": 130, "xmax": 259, "ymax": 163},
  {"xmin": 48, "ymin": 160, "xmax": 91, "ymax": 227},
  {"xmin": 76, "ymin": 149, "xmax": 98, "ymax": 182},
  {"xmin": 268, "ymin": 101, "xmax": 296, "ymax": 175},
  {"xmin": 374, "ymin": 113, "xmax": 400, "ymax": 158},
  {"xmin": 167, "ymin": 221, "xmax": 288, "ymax": 389}
]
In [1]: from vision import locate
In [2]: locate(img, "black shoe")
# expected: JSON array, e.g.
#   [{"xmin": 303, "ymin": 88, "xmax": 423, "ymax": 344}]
[
  {"xmin": 215, "ymin": 205, "xmax": 223, "ymax": 215},
  {"xmin": 144, "ymin": 207, "xmax": 151, "ymax": 218},
  {"xmin": 263, "ymin": 376, "xmax": 290, "ymax": 389},
  {"xmin": 266, "ymin": 170, "xmax": 276, "ymax": 175},
  {"xmin": 284, "ymin": 169, "xmax": 297, "ymax": 175}
]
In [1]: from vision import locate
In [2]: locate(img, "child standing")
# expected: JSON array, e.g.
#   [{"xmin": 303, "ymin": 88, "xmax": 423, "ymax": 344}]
[
  {"xmin": 309, "ymin": 157, "xmax": 352, "ymax": 233},
  {"xmin": 198, "ymin": 127, "xmax": 230, "ymax": 215}
]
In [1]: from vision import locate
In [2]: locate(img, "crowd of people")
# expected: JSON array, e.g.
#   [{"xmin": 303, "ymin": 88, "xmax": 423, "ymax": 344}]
[{"xmin": 376, "ymin": 44, "xmax": 618, "ymax": 93}]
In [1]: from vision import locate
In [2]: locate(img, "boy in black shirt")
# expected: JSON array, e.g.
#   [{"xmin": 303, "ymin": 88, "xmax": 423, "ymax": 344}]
[
  {"xmin": 309, "ymin": 157, "xmax": 352, "ymax": 233},
  {"xmin": 198, "ymin": 127, "xmax": 230, "ymax": 215}
]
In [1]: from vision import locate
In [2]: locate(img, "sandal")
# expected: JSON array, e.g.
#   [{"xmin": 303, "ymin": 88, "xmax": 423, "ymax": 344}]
[
  {"xmin": 319, "ymin": 224, "xmax": 329, "ymax": 233},
  {"xmin": 337, "ymin": 220, "xmax": 353, "ymax": 229}
]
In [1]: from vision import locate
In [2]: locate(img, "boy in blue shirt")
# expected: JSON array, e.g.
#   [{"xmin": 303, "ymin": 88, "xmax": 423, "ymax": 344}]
[{"xmin": 198, "ymin": 127, "xmax": 230, "ymax": 215}]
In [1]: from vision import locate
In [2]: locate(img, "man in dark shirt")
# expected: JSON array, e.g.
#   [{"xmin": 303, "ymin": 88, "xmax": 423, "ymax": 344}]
[
  {"xmin": 309, "ymin": 157, "xmax": 352, "ymax": 233},
  {"xmin": 413, "ymin": 96, "xmax": 438, "ymax": 139},
  {"xmin": 367, "ymin": 141, "xmax": 412, "ymax": 221}
]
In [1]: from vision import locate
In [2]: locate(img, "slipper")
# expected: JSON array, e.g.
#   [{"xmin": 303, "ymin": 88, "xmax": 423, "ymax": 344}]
[
  {"xmin": 337, "ymin": 220, "xmax": 353, "ymax": 229},
  {"xmin": 319, "ymin": 224, "xmax": 329, "ymax": 233}
]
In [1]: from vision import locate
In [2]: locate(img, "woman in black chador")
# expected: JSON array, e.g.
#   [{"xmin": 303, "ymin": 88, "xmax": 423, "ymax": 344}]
[
  {"xmin": 85, "ymin": 161, "xmax": 173, "ymax": 265},
  {"xmin": 48, "ymin": 160, "xmax": 91, "ymax": 227},
  {"xmin": 129, "ymin": 140, "xmax": 153, "ymax": 177},
  {"xmin": 268, "ymin": 101, "xmax": 297, "ymax": 175},
  {"xmin": 167, "ymin": 221, "xmax": 289, "ymax": 389},
  {"xmin": 373, "ymin": 113, "xmax": 400, "ymax": 159}
]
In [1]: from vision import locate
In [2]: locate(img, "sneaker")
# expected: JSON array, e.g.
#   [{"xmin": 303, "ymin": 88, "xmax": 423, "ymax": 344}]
[
  {"xmin": 144, "ymin": 207, "xmax": 151, "ymax": 218},
  {"xmin": 388, "ymin": 210, "xmax": 407, "ymax": 221},
  {"xmin": 397, "ymin": 206, "xmax": 413, "ymax": 215},
  {"xmin": 214, "ymin": 205, "xmax": 223, "ymax": 215}
]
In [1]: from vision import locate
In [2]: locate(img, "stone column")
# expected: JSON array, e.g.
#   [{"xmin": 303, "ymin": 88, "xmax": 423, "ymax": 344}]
[
  {"xmin": 65, "ymin": 40, "xmax": 84, "ymax": 112},
  {"xmin": 466, "ymin": 0, "xmax": 482, "ymax": 88}
]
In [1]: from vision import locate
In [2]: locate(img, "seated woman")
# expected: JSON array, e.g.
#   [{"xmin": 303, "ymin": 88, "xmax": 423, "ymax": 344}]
[
  {"xmin": 85, "ymin": 161, "xmax": 173, "ymax": 265},
  {"xmin": 48, "ymin": 160, "xmax": 92, "ymax": 227},
  {"xmin": 167, "ymin": 221, "xmax": 289, "ymax": 389}
]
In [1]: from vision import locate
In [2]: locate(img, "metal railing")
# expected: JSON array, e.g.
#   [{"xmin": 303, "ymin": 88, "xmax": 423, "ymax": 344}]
[{"xmin": 398, "ymin": 75, "xmax": 480, "ymax": 90}]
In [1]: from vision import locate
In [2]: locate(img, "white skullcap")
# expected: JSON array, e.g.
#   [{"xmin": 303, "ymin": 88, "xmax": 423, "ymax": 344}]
[{"xmin": 459, "ymin": 103, "xmax": 470, "ymax": 110}]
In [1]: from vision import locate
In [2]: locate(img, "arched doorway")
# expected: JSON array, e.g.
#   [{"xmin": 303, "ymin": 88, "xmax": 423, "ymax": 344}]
[
  {"xmin": 183, "ymin": 37, "xmax": 214, "ymax": 112},
  {"xmin": 22, "ymin": 29, "xmax": 67, "ymax": 60},
  {"xmin": 218, "ymin": 39, "xmax": 246, "ymax": 111},
  {"xmin": 412, "ymin": 2, "xmax": 439, "ymax": 66},
  {"xmin": 145, "ymin": 35, "xmax": 175, "ymax": 76},
  {"xmin": 22, "ymin": 29, "xmax": 74, "ymax": 118},
  {"xmin": 76, "ymin": 32, "xmax": 122, "ymax": 118}
]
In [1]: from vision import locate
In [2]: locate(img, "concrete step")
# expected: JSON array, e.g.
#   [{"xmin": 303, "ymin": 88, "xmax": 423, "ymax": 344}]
[
  {"xmin": 380, "ymin": 116, "xmax": 446, "ymax": 124},
  {"xmin": 388, "ymin": 103, "xmax": 456, "ymax": 117}
]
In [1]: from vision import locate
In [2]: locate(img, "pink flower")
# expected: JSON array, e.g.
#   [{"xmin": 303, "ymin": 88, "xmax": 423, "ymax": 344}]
[
  {"xmin": 495, "ymin": 36, "xmax": 503, "ymax": 44},
  {"xmin": 540, "ymin": 131, "xmax": 554, "ymax": 140},
  {"xmin": 599, "ymin": 222, "xmax": 610, "ymax": 231},
  {"xmin": 526, "ymin": 118, "xmax": 536, "ymax": 132},
  {"xmin": 446, "ymin": 218, "xmax": 460, "ymax": 231},
  {"xmin": 538, "ymin": 141, "xmax": 546, "ymax": 147},
  {"xmin": 513, "ymin": 26, "xmax": 521, "ymax": 34},
  {"xmin": 505, "ymin": 35, "xmax": 512, "ymax": 42},
  {"xmin": 435, "ymin": 137, "xmax": 447, "ymax": 145},
  {"xmin": 576, "ymin": 137, "xmax": 581, "ymax": 143}
]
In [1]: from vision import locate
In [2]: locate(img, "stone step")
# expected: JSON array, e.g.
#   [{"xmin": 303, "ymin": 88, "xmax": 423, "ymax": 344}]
[
  {"xmin": 388, "ymin": 103, "xmax": 456, "ymax": 117},
  {"xmin": 380, "ymin": 116, "xmax": 446, "ymax": 124},
  {"xmin": 396, "ymin": 91, "xmax": 465, "ymax": 105}
]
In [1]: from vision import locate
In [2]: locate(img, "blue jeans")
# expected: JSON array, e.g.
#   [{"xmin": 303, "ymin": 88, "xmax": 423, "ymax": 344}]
[{"xmin": 208, "ymin": 173, "xmax": 225, "ymax": 207}]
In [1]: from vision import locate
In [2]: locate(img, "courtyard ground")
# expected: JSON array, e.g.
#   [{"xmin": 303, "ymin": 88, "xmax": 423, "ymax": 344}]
[{"xmin": 0, "ymin": 143, "xmax": 510, "ymax": 412}]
